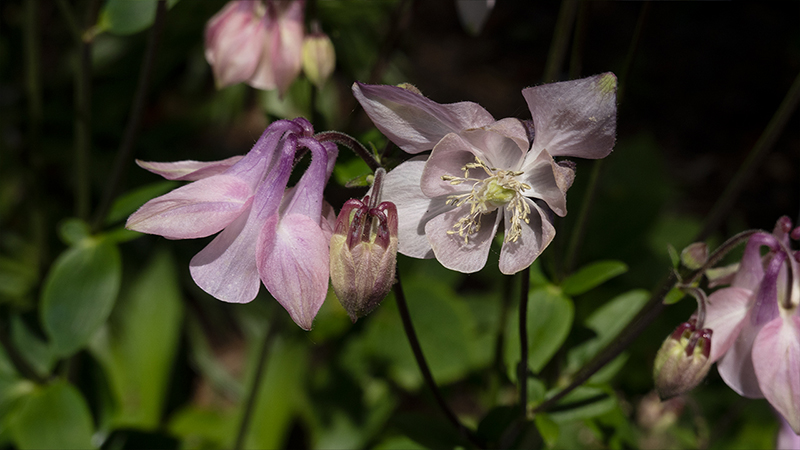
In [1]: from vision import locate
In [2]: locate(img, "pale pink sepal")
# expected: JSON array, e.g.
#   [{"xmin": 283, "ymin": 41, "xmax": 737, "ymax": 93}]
[
  {"xmin": 205, "ymin": 1, "xmax": 266, "ymax": 89},
  {"xmin": 753, "ymin": 315, "xmax": 800, "ymax": 434},
  {"xmin": 717, "ymin": 316, "xmax": 765, "ymax": 398},
  {"xmin": 136, "ymin": 156, "xmax": 244, "ymax": 181},
  {"xmin": 777, "ymin": 411, "xmax": 800, "ymax": 449},
  {"xmin": 352, "ymin": 82, "xmax": 495, "ymax": 154},
  {"xmin": 125, "ymin": 174, "xmax": 254, "ymax": 239},
  {"xmin": 248, "ymin": 0, "xmax": 305, "ymax": 95},
  {"xmin": 425, "ymin": 208, "xmax": 502, "ymax": 273},
  {"xmin": 523, "ymin": 73, "xmax": 617, "ymax": 160},
  {"xmin": 703, "ymin": 286, "xmax": 752, "ymax": 362},
  {"xmin": 258, "ymin": 213, "xmax": 330, "ymax": 330}
]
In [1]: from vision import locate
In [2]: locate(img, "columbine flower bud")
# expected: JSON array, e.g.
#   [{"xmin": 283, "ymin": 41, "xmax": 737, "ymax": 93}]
[
  {"xmin": 680, "ymin": 242, "xmax": 708, "ymax": 270},
  {"xmin": 653, "ymin": 319, "xmax": 713, "ymax": 400},
  {"xmin": 330, "ymin": 196, "xmax": 398, "ymax": 322},
  {"xmin": 302, "ymin": 23, "xmax": 336, "ymax": 89}
]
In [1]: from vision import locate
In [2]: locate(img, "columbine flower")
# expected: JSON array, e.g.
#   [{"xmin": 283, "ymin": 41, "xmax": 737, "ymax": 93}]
[
  {"xmin": 653, "ymin": 318, "xmax": 713, "ymax": 400},
  {"xmin": 205, "ymin": 0, "xmax": 304, "ymax": 94},
  {"xmin": 701, "ymin": 217, "xmax": 800, "ymax": 432},
  {"xmin": 353, "ymin": 74, "xmax": 617, "ymax": 274},
  {"xmin": 127, "ymin": 118, "xmax": 337, "ymax": 330}
]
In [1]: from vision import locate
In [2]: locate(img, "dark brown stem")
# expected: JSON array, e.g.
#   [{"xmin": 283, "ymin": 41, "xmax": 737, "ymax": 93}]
[
  {"xmin": 315, "ymin": 131, "xmax": 382, "ymax": 172},
  {"xmin": 393, "ymin": 270, "xmax": 485, "ymax": 449}
]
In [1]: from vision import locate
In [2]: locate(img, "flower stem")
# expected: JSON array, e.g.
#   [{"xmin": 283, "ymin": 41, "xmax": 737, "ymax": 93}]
[
  {"xmin": 315, "ymin": 131, "xmax": 382, "ymax": 172},
  {"xmin": 393, "ymin": 270, "xmax": 484, "ymax": 448},
  {"xmin": 92, "ymin": 0, "xmax": 168, "ymax": 231},
  {"xmin": 517, "ymin": 267, "xmax": 530, "ymax": 416},
  {"xmin": 234, "ymin": 324, "xmax": 277, "ymax": 450}
]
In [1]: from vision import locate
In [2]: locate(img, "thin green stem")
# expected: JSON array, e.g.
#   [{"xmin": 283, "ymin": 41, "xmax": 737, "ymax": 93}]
[
  {"xmin": 517, "ymin": 267, "xmax": 531, "ymax": 416},
  {"xmin": 542, "ymin": 0, "xmax": 578, "ymax": 83},
  {"xmin": 697, "ymin": 68, "xmax": 800, "ymax": 241},
  {"xmin": 92, "ymin": 0, "xmax": 168, "ymax": 231},
  {"xmin": 393, "ymin": 270, "xmax": 484, "ymax": 449},
  {"xmin": 315, "ymin": 131, "xmax": 382, "ymax": 172},
  {"xmin": 234, "ymin": 325, "xmax": 277, "ymax": 450}
]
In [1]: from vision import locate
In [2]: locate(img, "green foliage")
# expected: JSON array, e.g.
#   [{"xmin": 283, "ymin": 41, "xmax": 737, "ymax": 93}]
[
  {"xmin": 40, "ymin": 231, "xmax": 122, "ymax": 357},
  {"xmin": 561, "ymin": 260, "xmax": 628, "ymax": 296},
  {"xmin": 9, "ymin": 381, "xmax": 96, "ymax": 450}
]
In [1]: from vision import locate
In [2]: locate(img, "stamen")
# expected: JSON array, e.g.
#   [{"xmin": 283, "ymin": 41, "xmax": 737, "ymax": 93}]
[{"xmin": 440, "ymin": 156, "xmax": 531, "ymax": 244}]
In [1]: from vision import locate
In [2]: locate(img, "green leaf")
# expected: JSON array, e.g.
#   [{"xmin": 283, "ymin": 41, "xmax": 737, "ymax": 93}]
[
  {"xmin": 90, "ymin": 250, "xmax": 183, "ymax": 429},
  {"xmin": 333, "ymin": 157, "xmax": 372, "ymax": 187},
  {"xmin": 534, "ymin": 413, "xmax": 559, "ymax": 448},
  {"xmin": 58, "ymin": 218, "xmax": 91, "ymax": 246},
  {"xmin": 561, "ymin": 261, "xmax": 628, "ymax": 296},
  {"xmin": 663, "ymin": 287, "xmax": 686, "ymax": 305},
  {"xmin": 105, "ymin": 180, "xmax": 178, "ymax": 226},
  {"xmin": 9, "ymin": 381, "xmax": 96, "ymax": 449},
  {"xmin": 548, "ymin": 386, "xmax": 616, "ymax": 423},
  {"xmin": 10, "ymin": 316, "xmax": 54, "ymax": 377},
  {"xmin": 505, "ymin": 285, "xmax": 574, "ymax": 379},
  {"xmin": 98, "ymin": 0, "xmax": 158, "ymax": 36},
  {"xmin": 40, "ymin": 238, "xmax": 121, "ymax": 357}
]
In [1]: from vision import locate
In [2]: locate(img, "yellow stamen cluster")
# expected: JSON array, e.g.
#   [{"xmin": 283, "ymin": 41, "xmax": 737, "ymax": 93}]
[{"xmin": 441, "ymin": 156, "xmax": 531, "ymax": 244}]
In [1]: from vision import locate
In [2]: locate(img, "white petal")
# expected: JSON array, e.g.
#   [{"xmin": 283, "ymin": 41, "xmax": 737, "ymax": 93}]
[
  {"xmin": 498, "ymin": 200, "xmax": 555, "ymax": 275},
  {"xmin": 425, "ymin": 206, "xmax": 501, "ymax": 273}
]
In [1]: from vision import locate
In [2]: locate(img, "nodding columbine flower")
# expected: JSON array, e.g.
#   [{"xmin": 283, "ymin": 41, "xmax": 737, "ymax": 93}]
[
  {"xmin": 205, "ymin": 0, "xmax": 304, "ymax": 95},
  {"xmin": 126, "ymin": 118, "xmax": 338, "ymax": 330},
  {"xmin": 352, "ymin": 73, "xmax": 617, "ymax": 274},
  {"xmin": 329, "ymin": 169, "xmax": 398, "ymax": 322},
  {"xmin": 653, "ymin": 318, "xmax": 713, "ymax": 400},
  {"xmin": 697, "ymin": 216, "xmax": 800, "ymax": 433}
]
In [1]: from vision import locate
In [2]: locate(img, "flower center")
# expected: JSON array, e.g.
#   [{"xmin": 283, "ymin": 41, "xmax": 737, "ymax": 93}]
[{"xmin": 441, "ymin": 156, "xmax": 531, "ymax": 244}]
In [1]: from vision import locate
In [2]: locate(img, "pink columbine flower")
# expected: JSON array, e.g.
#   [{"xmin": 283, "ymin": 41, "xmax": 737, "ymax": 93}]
[
  {"xmin": 205, "ymin": 0, "xmax": 304, "ymax": 95},
  {"xmin": 703, "ymin": 217, "xmax": 800, "ymax": 432},
  {"xmin": 126, "ymin": 118, "xmax": 338, "ymax": 330},
  {"xmin": 352, "ymin": 74, "xmax": 617, "ymax": 274}
]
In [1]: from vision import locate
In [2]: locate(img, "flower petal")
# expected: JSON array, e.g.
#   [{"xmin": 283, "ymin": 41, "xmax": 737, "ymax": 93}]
[
  {"xmin": 425, "ymin": 206, "xmax": 501, "ymax": 273},
  {"xmin": 258, "ymin": 213, "xmax": 330, "ymax": 330},
  {"xmin": 205, "ymin": 1, "xmax": 265, "ymax": 88},
  {"xmin": 498, "ymin": 199, "xmax": 555, "ymax": 275},
  {"xmin": 353, "ymin": 82, "xmax": 495, "ymax": 154},
  {"xmin": 519, "ymin": 147, "xmax": 568, "ymax": 217},
  {"xmin": 420, "ymin": 133, "xmax": 487, "ymax": 198},
  {"xmin": 703, "ymin": 286, "xmax": 753, "ymax": 362},
  {"xmin": 189, "ymin": 209, "xmax": 262, "ymax": 303},
  {"xmin": 136, "ymin": 156, "xmax": 245, "ymax": 181},
  {"xmin": 461, "ymin": 118, "xmax": 528, "ymax": 169},
  {"xmin": 126, "ymin": 174, "xmax": 254, "ymax": 239},
  {"xmin": 381, "ymin": 158, "xmax": 453, "ymax": 259},
  {"xmin": 753, "ymin": 315, "xmax": 800, "ymax": 434},
  {"xmin": 717, "ymin": 314, "xmax": 765, "ymax": 398},
  {"xmin": 269, "ymin": 0, "xmax": 305, "ymax": 95},
  {"xmin": 733, "ymin": 238, "xmax": 766, "ymax": 291},
  {"xmin": 523, "ymin": 73, "xmax": 617, "ymax": 159}
]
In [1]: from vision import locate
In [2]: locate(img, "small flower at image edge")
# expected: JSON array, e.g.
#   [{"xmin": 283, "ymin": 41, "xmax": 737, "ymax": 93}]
[{"xmin": 352, "ymin": 73, "xmax": 617, "ymax": 274}]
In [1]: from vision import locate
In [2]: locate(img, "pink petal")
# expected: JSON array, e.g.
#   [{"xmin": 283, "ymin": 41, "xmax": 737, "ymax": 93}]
[
  {"xmin": 777, "ymin": 410, "xmax": 800, "ymax": 449},
  {"xmin": 126, "ymin": 174, "xmax": 254, "ymax": 239},
  {"xmin": 380, "ymin": 158, "xmax": 453, "ymax": 259},
  {"xmin": 205, "ymin": 1, "xmax": 266, "ymax": 88},
  {"xmin": 523, "ymin": 73, "xmax": 617, "ymax": 159},
  {"xmin": 352, "ymin": 82, "xmax": 495, "ymax": 154},
  {"xmin": 704, "ymin": 286, "xmax": 753, "ymax": 362},
  {"xmin": 498, "ymin": 199, "xmax": 555, "ymax": 275},
  {"xmin": 271, "ymin": 0, "xmax": 304, "ymax": 96},
  {"xmin": 733, "ymin": 238, "xmax": 766, "ymax": 291},
  {"xmin": 189, "ymin": 209, "xmax": 262, "ymax": 304},
  {"xmin": 717, "ymin": 314, "xmax": 765, "ymax": 398},
  {"xmin": 257, "ymin": 213, "xmax": 330, "ymax": 330},
  {"xmin": 461, "ymin": 118, "xmax": 529, "ymax": 169},
  {"xmin": 425, "ymin": 206, "xmax": 502, "ymax": 273},
  {"xmin": 136, "ymin": 156, "xmax": 244, "ymax": 181},
  {"xmin": 420, "ymin": 133, "xmax": 488, "ymax": 198},
  {"xmin": 519, "ymin": 147, "xmax": 568, "ymax": 217},
  {"xmin": 753, "ymin": 315, "xmax": 800, "ymax": 433}
]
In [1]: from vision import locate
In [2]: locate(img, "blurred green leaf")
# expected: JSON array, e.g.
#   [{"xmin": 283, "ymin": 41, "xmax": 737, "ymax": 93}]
[
  {"xmin": 373, "ymin": 435, "xmax": 428, "ymax": 450},
  {"xmin": 98, "ymin": 0, "xmax": 158, "ymax": 36},
  {"xmin": 561, "ymin": 260, "xmax": 628, "ymax": 296},
  {"xmin": 90, "ymin": 250, "xmax": 183, "ymax": 429},
  {"xmin": 534, "ymin": 413, "xmax": 559, "ymax": 448},
  {"xmin": 664, "ymin": 287, "xmax": 686, "ymax": 305},
  {"xmin": 9, "ymin": 381, "xmax": 96, "ymax": 450},
  {"xmin": 10, "ymin": 316, "xmax": 53, "ymax": 377},
  {"xmin": 0, "ymin": 256, "xmax": 37, "ymax": 301},
  {"xmin": 58, "ymin": 218, "xmax": 91, "ymax": 246},
  {"xmin": 333, "ymin": 157, "xmax": 372, "ymax": 187},
  {"xmin": 40, "ymin": 238, "xmax": 121, "ymax": 357},
  {"xmin": 505, "ymin": 285, "xmax": 574, "ymax": 379},
  {"xmin": 105, "ymin": 180, "xmax": 178, "ymax": 226},
  {"xmin": 168, "ymin": 407, "xmax": 237, "ymax": 450},
  {"xmin": 548, "ymin": 386, "xmax": 616, "ymax": 424},
  {"xmin": 391, "ymin": 412, "xmax": 469, "ymax": 450}
]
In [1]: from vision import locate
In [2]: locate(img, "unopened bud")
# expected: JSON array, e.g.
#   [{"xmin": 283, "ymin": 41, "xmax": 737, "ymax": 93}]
[
  {"xmin": 680, "ymin": 242, "xmax": 708, "ymax": 270},
  {"xmin": 302, "ymin": 25, "xmax": 336, "ymax": 88},
  {"xmin": 330, "ymin": 197, "xmax": 398, "ymax": 322},
  {"xmin": 653, "ymin": 320, "xmax": 712, "ymax": 400}
]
